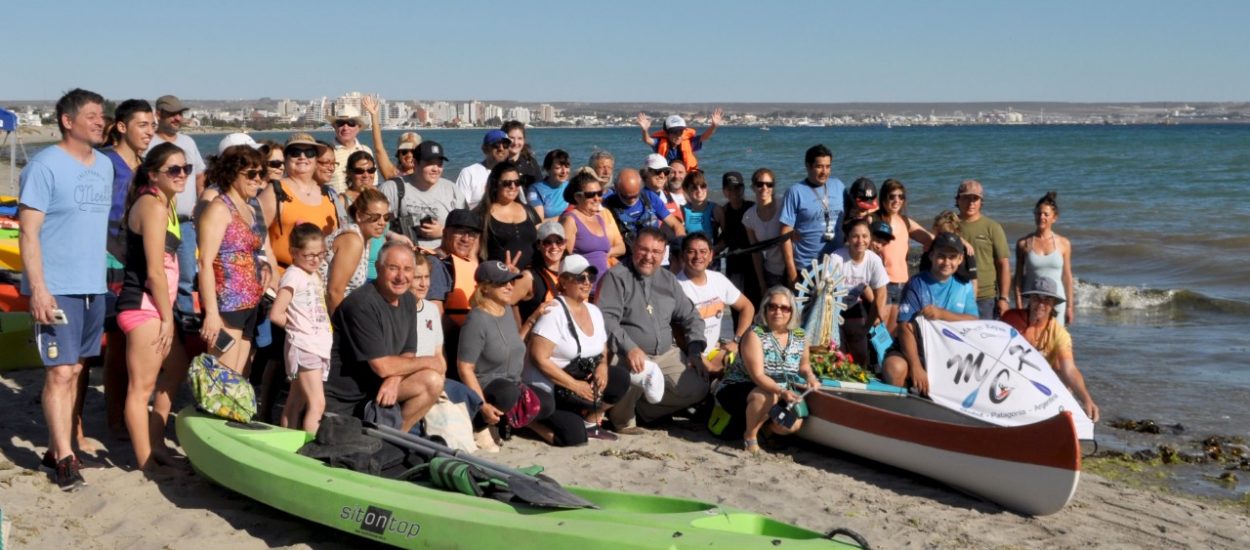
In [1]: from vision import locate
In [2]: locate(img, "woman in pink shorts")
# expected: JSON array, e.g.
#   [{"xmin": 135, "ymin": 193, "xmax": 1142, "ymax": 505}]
[{"xmin": 116, "ymin": 142, "xmax": 190, "ymax": 470}]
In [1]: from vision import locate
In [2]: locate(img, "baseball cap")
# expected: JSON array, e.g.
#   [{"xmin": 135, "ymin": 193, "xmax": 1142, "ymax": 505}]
[
  {"xmin": 444, "ymin": 209, "xmax": 483, "ymax": 232},
  {"xmin": 722, "ymin": 171, "xmax": 745, "ymax": 188},
  {"xmin": 475, "ymin": 261, "xmax": 523, "ymax": 284},
  {"xmin": 664, "ymin": 115, "xmax": 686, "ymax": 130},
  {"xmin": 217, "ymin": 133, "xmax": 260, "ymax": 155},
  {"xmin": 155, "ymin": 95, "xmax": 188, "ymax": 114},
  {"xmin": 537, "ymin": 221, "xmax": 565, "ymax": 241},
  {"xmin": 643, "ymin": 154, "xmax": 669, "ymax": 171},
  {"xmin": 957, "ymin": 179, "xmax": 984, "ymax": 198},
  {"xmin": 1022, "ymin": 276, "xmax": 1066, "ymax": 304},
  {"xmin": 870, "ymin": 220, "xmax": 895, "ymax": 242},
  {"xmin": 559, "ymin": 254, "xmax": 596, "ymax": 276},
  {"xmin": 931, "ymin": 232, "xmax": 964, "ymax": 255},
  {"xmin": 482, "ymin": 129, "xmax": 512, "ymax": 147},
  {"xmin": 414, "ymin": 141, "xmax": 448, "ymax": 162}
]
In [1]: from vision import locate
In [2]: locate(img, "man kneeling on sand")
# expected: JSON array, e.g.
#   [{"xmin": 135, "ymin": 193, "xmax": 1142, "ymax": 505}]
[{"xmin": 323, "ymin": 242, "xmax": 444, "ymax": 431}]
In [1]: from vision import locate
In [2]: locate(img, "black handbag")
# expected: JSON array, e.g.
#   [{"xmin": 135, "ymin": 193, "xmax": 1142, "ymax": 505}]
[{"xmin": 552, "ymin": 297, "xmax": 603, "ymax": 410}]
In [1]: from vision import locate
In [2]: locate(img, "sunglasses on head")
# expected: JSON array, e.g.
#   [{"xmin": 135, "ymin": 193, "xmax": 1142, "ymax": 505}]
[
  {"xmin": 753, "ymin": 180, "xmax": 775, "ymax": 188},
  {"xmin": 285, "ymin": 146, "xmax": 318, "ymax": 159},
  {"xmin": 334, "ymin": 119, "xmax": 359, "ymax": 128},
  {"xmin": 351, "ymin": 167, "xmax": 378, "ymax": 175},
  {"xmin": 267, "ymin": 160, "xmax": 284, "ymax": 169},
  {"xmin": 498, "ymin": 179, "xmax": 522, "ymax": 188},
  {"xmin": 161, "ymin": 164, "xmax": 194, "ymax": 177}
]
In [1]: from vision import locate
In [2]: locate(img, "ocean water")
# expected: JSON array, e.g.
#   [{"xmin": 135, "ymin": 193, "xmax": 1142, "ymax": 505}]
[{"xmin": 204, "ymin": 125, "xmax": 1250, "ymax": 447}]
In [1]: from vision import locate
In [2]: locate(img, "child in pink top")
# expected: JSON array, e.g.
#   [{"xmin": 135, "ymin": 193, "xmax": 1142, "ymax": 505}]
[{"xmin": 269, "ymin": 223, "xmax": 333, "ymax": 433}]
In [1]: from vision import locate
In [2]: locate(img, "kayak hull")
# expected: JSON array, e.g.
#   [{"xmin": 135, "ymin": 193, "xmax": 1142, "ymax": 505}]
[
  {"xmin": 0, "ymin": 312, "xmax": 44, "ymax": 370},
  {"xmin": 799, "ymin": 388, "xmax": 1080, "ymax": 516},
  {"xmin": 175, "ymin": 408, "xmax": 855, "ymax": 549}
]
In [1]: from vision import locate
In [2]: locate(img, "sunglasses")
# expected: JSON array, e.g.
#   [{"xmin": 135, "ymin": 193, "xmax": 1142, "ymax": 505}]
[
  {"xmin": 578, "ymin": 190, "xmax": 604, "ymax": 199},
  {"xmin": 239, "ymin": 169, "xmax": 263, "ymax": 180},
  {"xmin": 160, "ymin": 164, "xmax": 194, "ymax": 177},
  {"xmin": 334, "ymin": 119, "xmax": 359, "ymax": 128},
  {"xmin": 267, "ymin": 160, "xmax": 284, "ymax": 169},
  {"xmin": 297, "ymin": 250, "xmax": 327, "ymax": 261},
  {"xmin": 359, "ymin": 212, "xmax": 395, "ymax": 224},
  {"xmin": 766, "ymin": 303, "xmax": 793, "ymax": 313},
  {"xmin": 888, "ymin": 193, "xmax": 906, "ymax": 201},
  {"xmin": 498, "ymin": 179, "xmax": 522, "ymax": 188},
  {"xmin": 541, "ymin": 238, "xmax": 565, "ymax": 247},
  {"xmin": 285, "ymin": 146, "xmax": 318, "ymax": 159},
  {"xmin": 753, "ymin": 180, "xmax": 775, "ymax": 188},
  {"xmin": 351, "ymin": 167, "xmax": 378, "ymax": 175},
  {"xmin": 396, "ymin": 149, "xmax": 414, "ymax": 156},
  {"xmin": 563, "ymin": 272, "xmax": 594, "ymax": 284},
  {"xmin": 689, "ymin": 184, "xmax": 708, "ymax": 190}
]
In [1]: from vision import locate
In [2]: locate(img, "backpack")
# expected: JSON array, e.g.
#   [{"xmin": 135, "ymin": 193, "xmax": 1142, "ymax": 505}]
[{"xmin": 271, "ymin": 179, "xmax": 340, "ymax": 234}]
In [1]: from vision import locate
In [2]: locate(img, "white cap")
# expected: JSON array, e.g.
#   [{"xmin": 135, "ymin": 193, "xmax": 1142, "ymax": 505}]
[
  {"xmin": 630, "ymin": 360, "xmax": 665, "ymax": 404},
  {"xmin": 217, "ymin": 132, "xmax": 259, "ymax": 155},
  {"xmin": 560, "ymin": 254, "xmax": 595, "ymax": 276},
  {"xmin": 537, "ymin": 221, "xmax": 565, "ymax": 241},
  {"xmin": 664, "ymin": 115, "xmax": 686, "ymax": 129},
  {"xmin": 643, "ymin": 154, "xmax": 669, "ymax": 171},
  {"xmin": 334, "ymin": 104, "xmax": 367, "ymax": 125}
]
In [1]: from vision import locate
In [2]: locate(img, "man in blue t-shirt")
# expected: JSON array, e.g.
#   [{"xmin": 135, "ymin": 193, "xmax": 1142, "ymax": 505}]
[
  {"xmin": 602, "ymin": 168, "xmax": 684, "ymax": 251},
  {"xmin": 19, "ymin": 88, "xmax": 113, "ymax": 491},
  {"xmin": 779, "ymin": 144, "xmax": 845, "ymax": 286},
  {"xmin": 881, "ymin": 232, "xmax": 980, "ymax": 395}
]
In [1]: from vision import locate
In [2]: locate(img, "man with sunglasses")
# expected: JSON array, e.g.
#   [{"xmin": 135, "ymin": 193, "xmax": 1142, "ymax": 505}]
[
  {"xmin": 602, "ymin": 169, "xmax": 685, "ymax": 257},
  {"xmin": 328, "ymin": 105, "xmax": 373, "ymax": 195},
  {"xmin": 145, "ymin": 94, "xmax": 206, "ymax": 317},
  {"xmin": 378, "ymin": 141, "xmax": 466, "ymax": 249},
  {"xmin": 19, "ymin": 89, "xmax": 114, "ymax": 491},
  {"xmin": 456, "ymin": 130, "xmax": 512, "ymax": 209}
]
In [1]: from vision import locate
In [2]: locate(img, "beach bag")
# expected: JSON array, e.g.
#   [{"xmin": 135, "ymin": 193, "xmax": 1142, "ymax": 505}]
[
  {"xmin": 551, "ymin": 297, "xmax": 604, "ymax": 411},
  {"xmin": 424, "ymin": 391, "xmax": 478, "ymax": 453},
  {"xmin": 868, "ymin": 322, "xmax": 893, "ymax": 368},
  {"xmin": 505, "ymin": 383, "xmax": 543, "ymax": 429},
  {"xmin": 188, "ymin": 353, "xmax": 256, "ymax": 423}
]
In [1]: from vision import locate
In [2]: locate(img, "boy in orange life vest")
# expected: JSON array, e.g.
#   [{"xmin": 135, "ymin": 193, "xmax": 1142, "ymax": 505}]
[{"xmin": 636, "ymin": 108, "xmax": 723, "ymax": 172}]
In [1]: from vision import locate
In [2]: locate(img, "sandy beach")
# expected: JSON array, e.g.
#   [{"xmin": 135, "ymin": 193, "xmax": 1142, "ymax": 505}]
[{"xmin": 0, "ymin": 368, "xmax": 1246, "ymax": 549}]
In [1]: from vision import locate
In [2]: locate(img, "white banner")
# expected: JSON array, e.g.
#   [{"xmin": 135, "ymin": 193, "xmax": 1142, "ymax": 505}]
[{"xmin": 919, "ymin": 318, "xmax": 1094, "ymax": 440}]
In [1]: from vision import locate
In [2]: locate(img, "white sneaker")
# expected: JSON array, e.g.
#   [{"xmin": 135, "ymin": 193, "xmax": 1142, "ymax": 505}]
[{"xmin": 630, "ymin": 360, "xmax": 665, "ymax": 404}]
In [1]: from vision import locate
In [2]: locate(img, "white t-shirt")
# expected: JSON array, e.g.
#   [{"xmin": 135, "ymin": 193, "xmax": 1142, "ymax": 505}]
[
  {"xmin": 455, "ymin": 162, "xmax": 491, "ymax": 210},
  {"xmin": 279, "ymin": 267, "xmax": 332, "ymax": 359},
  {"xmin": 742, "ymin": 204, "xmax": 784, "ymax": 276},
  {"xmin": 414, "ymin": 298, "xmax": 443, "ymax": 358},
  {"xmin": 378, "ymin": 176, "xmax": 467, "ymax": 249},
  {"xmin": 522, "ymin": 299, "xmax": 607, "ymax": 393},
  {"xmin": 833, "ymin": 248, "xmax": 889, "ymax": 307},
  {"xmin": 676, "ymin": 270, "xmax": 743, "ymax": 346},
  {"xmin": 145, "ymin": 133, "xmax": 206, "ymax": 218}
]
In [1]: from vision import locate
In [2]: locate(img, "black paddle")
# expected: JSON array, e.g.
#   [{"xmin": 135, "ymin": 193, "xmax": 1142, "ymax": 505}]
[
  {"xmin": 366, "ymin": 426, "xmax": 598, "ymax": 510},
  {"xmin": 714, "ymin": 232, "xmax": 792, "ymax": 261}
]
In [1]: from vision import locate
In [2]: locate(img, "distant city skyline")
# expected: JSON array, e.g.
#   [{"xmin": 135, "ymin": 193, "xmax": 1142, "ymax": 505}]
[{"xmin": 7, "ymin": 0, "xmax": 1250, "ymax": 103}]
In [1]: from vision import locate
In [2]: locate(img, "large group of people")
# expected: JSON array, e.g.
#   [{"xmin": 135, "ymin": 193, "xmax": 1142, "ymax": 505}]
[{"xmin": 18, "ymin": 88, "xmax": 1099, "ymax": 492}]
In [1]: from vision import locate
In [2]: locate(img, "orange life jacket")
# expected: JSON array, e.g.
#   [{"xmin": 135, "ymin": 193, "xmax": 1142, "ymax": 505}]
[
  {"xmin": 652, "ymin": 128, "xmax": 698, "ymax": 171},
  {"xmin": 443, "ymin": 253, "xmax": 478, "ymax": 327}
]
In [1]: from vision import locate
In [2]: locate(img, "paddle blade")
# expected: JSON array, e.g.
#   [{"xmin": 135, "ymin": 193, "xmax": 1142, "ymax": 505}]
[
  {"xmin": 941, "ymin": 328, "xmax": 965, "ymax": 342},
  {"xmin": 1030, "ymin": 380, "xmax": 1053, "ymax": 396},
  {"xmin": 962, "ymin": 388, "xmax": 979, "ymax": 408}
]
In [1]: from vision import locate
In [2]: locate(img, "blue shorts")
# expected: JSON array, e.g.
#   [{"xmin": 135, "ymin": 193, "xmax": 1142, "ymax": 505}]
[
  {"xmin": 886, "ymin": 282, "xmax": 905, "ymax": 305},
  {"xmin": 36, "ymin": 294, "xmax": 106, "ymax": 367}
]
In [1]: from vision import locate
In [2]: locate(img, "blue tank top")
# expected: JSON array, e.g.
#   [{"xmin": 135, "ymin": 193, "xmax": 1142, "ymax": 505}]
[{"xmin": 682, "ymin": 201, "xmax": 717, "ymax": 243}]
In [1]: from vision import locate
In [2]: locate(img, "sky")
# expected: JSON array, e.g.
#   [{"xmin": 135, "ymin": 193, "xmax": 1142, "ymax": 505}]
[{"xmin": 6, "ymin": 0, "xmax": 1250, "ymax": 103}]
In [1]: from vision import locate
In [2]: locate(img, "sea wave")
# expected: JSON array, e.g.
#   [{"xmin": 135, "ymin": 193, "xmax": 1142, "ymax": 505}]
[{"xmin": 1074, "ymin": 280, "xmax": 1250, "ymax": 315}]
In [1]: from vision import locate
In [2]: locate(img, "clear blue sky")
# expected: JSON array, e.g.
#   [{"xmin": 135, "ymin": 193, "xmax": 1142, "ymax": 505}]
[{"xmin": 7, "ymin": 0, "xmax": 1249, "ymax": 102}]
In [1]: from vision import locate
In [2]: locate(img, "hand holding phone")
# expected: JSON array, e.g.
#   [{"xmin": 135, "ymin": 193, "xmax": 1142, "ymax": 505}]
[
  {"xmin": 214, "ymin": 331, "xmax": 236, "ymax": 353},
  {"xmin": 51, "ymin": 309, "xmax": 69, "ymax": 325}
]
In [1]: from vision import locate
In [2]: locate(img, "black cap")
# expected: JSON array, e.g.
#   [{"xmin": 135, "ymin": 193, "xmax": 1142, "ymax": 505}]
[
  {"xmin": 932, "ymin": 232, "xmax": 964, "ymax": 255},
  {"xmin": 415, "ymin": 141, "xmax": 448, "ymax": 162},
  {"xmin": 722, "ymin": 171, "xmax": 745, "ymax": 188},
  {"xmin": 850, "ymin": 177, "xmax": 877, "ymax": 200},
  {"xmin": 444, "ymin": 209, "xmax": 482, "ymax": 232},
  {"xmin": 475, "ymin": 261, "xmax": 523, "ymax": 284},
  {"xmin": 870, "ymin": 220, "xmax": 894, "ymax": 241}
]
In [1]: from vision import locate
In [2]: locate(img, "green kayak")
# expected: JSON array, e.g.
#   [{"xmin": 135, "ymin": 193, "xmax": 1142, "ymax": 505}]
[{"xmin": 175, "ymin": 408, "xmax": 863, "ymax": 549}]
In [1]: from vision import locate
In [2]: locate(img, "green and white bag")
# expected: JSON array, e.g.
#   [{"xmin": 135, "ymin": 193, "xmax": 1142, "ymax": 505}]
[{"xmin": 188, "ymin": 353, "xmax": 256, "ymax": 423}]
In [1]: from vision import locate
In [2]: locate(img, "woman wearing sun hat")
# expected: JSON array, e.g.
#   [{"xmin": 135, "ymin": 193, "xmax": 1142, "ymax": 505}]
[
  {"xmin": 1001, "ymin": 276, "xmax": 1099, "ymax": 422},
  {"xmin": 258, "ymin": 133, "xmax": 340, "ymax": 269}
]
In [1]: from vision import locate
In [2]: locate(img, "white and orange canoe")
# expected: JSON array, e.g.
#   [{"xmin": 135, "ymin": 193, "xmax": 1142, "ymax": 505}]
[{"xmin": 799, "ymin": 385, "xmax": 1080, "ymax": 516}]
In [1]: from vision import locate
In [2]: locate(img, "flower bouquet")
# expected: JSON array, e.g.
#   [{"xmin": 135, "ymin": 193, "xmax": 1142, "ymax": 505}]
[{"xmin": 810, "ymin": 346, "xmax": 872, "ymax": 384}]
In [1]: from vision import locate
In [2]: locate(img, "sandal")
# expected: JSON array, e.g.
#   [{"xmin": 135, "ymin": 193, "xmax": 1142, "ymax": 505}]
[{"xmin": 743, "ymin": 438, "xmax": 761, "ymax": 455}]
